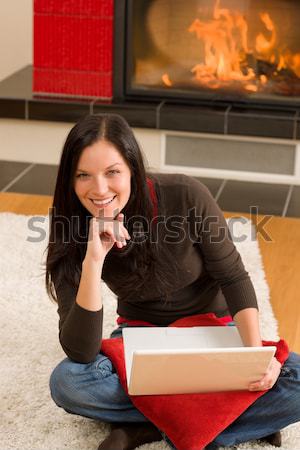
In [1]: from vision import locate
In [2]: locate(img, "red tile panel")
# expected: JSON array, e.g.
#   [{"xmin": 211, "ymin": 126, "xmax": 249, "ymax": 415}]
[
  {"xmin": 34, "ymin": 0, "xmax": 113, "ymax": 16},
  {"xmin": 33, "ymin": 0, "xmax": 114, "ymax": 98},
  {"xmin": 34, "ymin": 14, "xmax": 113, "ymax": 71},
  {"xmin": 33, "ymin": 68, "xmax": 113, "ymax": 98}
]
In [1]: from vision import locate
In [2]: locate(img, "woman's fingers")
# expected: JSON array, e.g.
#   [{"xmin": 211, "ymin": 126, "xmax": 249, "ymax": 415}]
[
  {"xmin": 249, "ymin": 379, "xmax": 273, "ymax": 391},
  {"xmin": 96, "ymin": 212, "xmax": 130, "ymax": 249},
  {"xmin": 248, "ymin": 357, "xmax": 281, "ymax": 391},
  {"xmin": 94, "ymin": 218, "xmax": 116, "ymax": 246},
  {"xmin": 86, "ymin": 217, "xmax": 114, "ymax": 263},
  {"xmin": 114, "ymin": 213, "xmax": 125, "ymax": 247},
  {"xmin": 116, "ymin": 213, "xmax": 131, "ymax": 241},
  {"xmin": 113, "ymin": 213, "xmax": 130, "ymax": 246}
]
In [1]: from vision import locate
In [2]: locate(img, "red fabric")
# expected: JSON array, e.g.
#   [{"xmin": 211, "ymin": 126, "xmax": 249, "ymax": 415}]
[
  {"xmin": 101, "ymin": 313, "xmax": 289, "ymax": 450},
  {"xmin": 146, "ymin": 177, "xmax": 158, "ymax": 222}
]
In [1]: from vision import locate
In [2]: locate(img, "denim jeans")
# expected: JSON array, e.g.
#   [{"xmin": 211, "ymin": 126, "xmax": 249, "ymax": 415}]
[{"xmin": 50, "ymin": 324, "xmax": 300, "ymax": 448}]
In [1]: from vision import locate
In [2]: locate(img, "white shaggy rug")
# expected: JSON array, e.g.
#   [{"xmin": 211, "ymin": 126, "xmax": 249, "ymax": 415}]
[{"xmin": 0, "ymin": 212, "xmax": 299, "ymax": 450}]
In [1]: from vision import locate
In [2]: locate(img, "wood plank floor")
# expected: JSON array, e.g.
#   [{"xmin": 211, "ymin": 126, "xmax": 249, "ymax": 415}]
[
  {"xmin": 1, "ymin": 192, "xmax": 299, "ymax": 353},
  {"xmin": 224, "ymin": 212, "xmax": 300, "ymax": 353}
]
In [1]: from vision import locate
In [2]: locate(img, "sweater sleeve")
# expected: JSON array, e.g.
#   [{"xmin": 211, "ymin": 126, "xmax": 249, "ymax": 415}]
[
  {"xmin": 53, "ymin": 272, "xmax": 103, "ymax": 363},
  {"xmin": 187, "ymin": 177, "xmax": 258, "ymax": 317}
]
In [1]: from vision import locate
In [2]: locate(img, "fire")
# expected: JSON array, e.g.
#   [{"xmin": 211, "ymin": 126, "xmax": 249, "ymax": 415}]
[
  {"xmin": 260, "ymin": 75, "xmax": 267, "ymax": 85},
  {"xmin": 185, "ymin": 0, "xmax": 300, "ymax": 94},
  {"xmin": 290, "ymin": 54, "xmax": 300, "ymax": 77},
  {"xmin": 255, "ymin": 12, "xmax": 276, "ymax": 54},
  {"xmin": 162, "ymin": 73, "xmax": 172, "ymax": 87}
]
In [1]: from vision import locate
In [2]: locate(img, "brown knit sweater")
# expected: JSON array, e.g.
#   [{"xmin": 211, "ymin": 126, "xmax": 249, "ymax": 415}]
[{"xmin": 53, "ymin": 173, "xmax": 258, "ymax": 363}]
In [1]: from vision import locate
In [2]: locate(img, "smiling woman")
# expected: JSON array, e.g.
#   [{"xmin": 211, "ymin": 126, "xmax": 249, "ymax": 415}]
[
  {"xmin": 45, "ymin": 113, "xmax": 300, "ymax": 450},
  {"xmin": 46, "ymin": 114, "xmax": 178, "ymax": 301}
]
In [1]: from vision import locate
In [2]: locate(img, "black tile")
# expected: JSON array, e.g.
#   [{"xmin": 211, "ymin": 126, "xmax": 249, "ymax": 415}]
[
  {"xmin": 160, "ymin": 102, "xmax": 227, "ymax": 134},
  {"xmin": 228, "ymin": 107, "xmax": 296, "ymax": 139},
  {"xmin": 0, "ymin": 99, "xmax": 25, "ymax": 119},
  {"xmin": 218, "ymin": 180, "xmax": 289, "ymax": 216},
  {"xmin": 0, "ymin": 160, "xmax": 31, "ymax": 190},
  {"xmin": 296, "ymin": 118, "xmax": 300, "ymax": 140},
  {"xmin": 7, "ymin": 164, "xmax": 58, "ymax": 196},
  {"xmin": 193, "ymin": 177, "xmax": 223, "ymax": 198},
  {"xmin": 285, "ymin": 186, "xmax": 300, "ymax": 218},
  {"xmin": 28, "ymin": 99, "xmax": 91, "ymax": 123},
  {"xmin": 93, "ymin": 100, "xmax": 158, "ymax": 128}
]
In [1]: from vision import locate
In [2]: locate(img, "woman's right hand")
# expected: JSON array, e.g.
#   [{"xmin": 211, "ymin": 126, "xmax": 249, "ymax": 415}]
[{"xmin": 85, "ymin": 210, "xmax": 130, "ymax": 264}]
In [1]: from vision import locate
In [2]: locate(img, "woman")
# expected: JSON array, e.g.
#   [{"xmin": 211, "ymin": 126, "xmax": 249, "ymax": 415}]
[{"xmin": 46, "ymin": 114, "xmax": 300, "ymax": 450}]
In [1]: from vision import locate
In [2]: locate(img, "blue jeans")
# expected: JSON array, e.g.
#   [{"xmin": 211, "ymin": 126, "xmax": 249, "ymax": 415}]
[{"xmin": 50, "ymin": 325, "xmax": 300, "ymax": 448}]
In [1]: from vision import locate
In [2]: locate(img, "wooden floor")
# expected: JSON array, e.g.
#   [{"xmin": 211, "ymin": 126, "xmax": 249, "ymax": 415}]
[
  {"xmin": 224, "ymin": 211, "xmax": 300, "ymax": 353},
  {"xmin": 1, "ymin": 192, "xmax": 299, "ymax": 353}
]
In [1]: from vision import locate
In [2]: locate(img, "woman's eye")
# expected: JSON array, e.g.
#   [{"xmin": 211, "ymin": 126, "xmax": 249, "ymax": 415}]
[
  {"xmin": 107, "ymin": 170, "xmax": 120, "ymax": 175},
  {"xmin": 76, "ymin": 173, "xmax": 89, "ymax": 179}
]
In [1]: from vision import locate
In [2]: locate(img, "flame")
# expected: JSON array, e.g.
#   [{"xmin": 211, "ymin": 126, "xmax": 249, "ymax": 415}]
[
  {"xmin": 278, "ymin": 51, "xmax": 300, "ymax": 77},
  {"xmin": 185, "ymin": 0, "xmax": 299, "ymax": 94},
  {"xmin": 277, "ymin": 55, "xmax": 287, "ymax": 71},
  {"xmin": 162, "ymin": 73, "xmax": 172, "ymax": 87},
  {"xmin": 260, "ymin": 75, "xmax": 267, "ymax": 84},
  {"xmin": 245, "ymin": 84, "xmax": 258, "ymax": 92},
  {"xmin": 188, "ymin": 1, "xmax": 256, "ymax": 86},
  {"xmin": 290, "ymin": 53, "xmax": 300, "ymax": 77},
  {"xmin": 255, "ymin": 13, "xmax": 276, "ymax": 54}
]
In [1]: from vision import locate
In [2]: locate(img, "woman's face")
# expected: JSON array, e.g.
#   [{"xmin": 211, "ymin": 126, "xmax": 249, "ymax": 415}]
[{"xmin": 74, "ymin": 139, "xmax": 131, "ymax": 217}]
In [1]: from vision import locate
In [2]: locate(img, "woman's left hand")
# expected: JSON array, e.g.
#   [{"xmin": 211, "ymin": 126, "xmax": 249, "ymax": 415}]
[{"xmin": 248, "ymin": 356, "xmax": 281, "ymax": 391}]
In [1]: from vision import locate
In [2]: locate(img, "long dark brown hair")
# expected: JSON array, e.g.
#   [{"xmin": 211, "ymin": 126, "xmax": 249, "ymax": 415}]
[{"xmin": 45, "ymin": 113, "xmax": 178, "ymax": 303}]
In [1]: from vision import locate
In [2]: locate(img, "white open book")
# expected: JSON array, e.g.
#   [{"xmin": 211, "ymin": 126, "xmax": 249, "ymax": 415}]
[{"xmin": 122, "ymin": 326, "xmax": 276, "ymax": 395}]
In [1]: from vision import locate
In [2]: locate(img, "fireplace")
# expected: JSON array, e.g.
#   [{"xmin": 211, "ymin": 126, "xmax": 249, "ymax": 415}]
[
  {"xmin": 120, "ymin": 0, "xmax": 300, "ymax": 107},
  {"xmin": 0, "ymin": 0, "xmax": 298, "ymax": 188}
]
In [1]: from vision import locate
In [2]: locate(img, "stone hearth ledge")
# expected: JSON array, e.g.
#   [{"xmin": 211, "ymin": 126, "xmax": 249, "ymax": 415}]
[{"xmin": 0, "ymin": 66, "xmax": 300, "ymax": 140}]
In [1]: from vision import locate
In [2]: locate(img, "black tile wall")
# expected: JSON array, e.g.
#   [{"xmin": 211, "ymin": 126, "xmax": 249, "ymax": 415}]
[
  {"xmin": 296, "ymin": 118, "xmax": 300, "ymax": 140},
  {"xmin": 6, "ymin": 164, "xmax": 58, "ymax": 196},
  {"xmin": 194, "ymin": 177, "xmax": 224, "ymax": 198},
  {"xmin": 28, "ymin": 99, "xmax": 91, "ymax": 123},
  {"xmin": 159, "ymin": 103, "xmax": 227, "ymax": 134},
  {"xmin": 217, "ymin": 180, "xmax": 290, "ymax": 216},
  {"xmin": 228, "ymin": 107, "xmax": 296, "ymax": 139},
  {"xmin": 0, "ymin": 160, "xmax": 31, "ymax": 190},
  {"xmin": 285, "ymin": 186, "xmax": 300, "ymax": 218},
  {"xmin": 0, "ymin": 99, "xmax": 25, "ymax": 119},
  {"xmin": 93, "ymin": 101, "xmax": 158, "ymax": 128}
]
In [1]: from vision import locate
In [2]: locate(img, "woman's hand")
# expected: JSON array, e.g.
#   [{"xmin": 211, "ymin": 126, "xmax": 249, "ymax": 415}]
[
  {"xmin": 85, "ymin": 210, "xmax": 130, "ymax": 264},
  {"xmin": 248, "ymin": 356, "xmax": 281, "ymax": 391}
]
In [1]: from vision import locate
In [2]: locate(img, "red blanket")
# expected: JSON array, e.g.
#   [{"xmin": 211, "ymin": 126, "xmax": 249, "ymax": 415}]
[{"xmin": 101, "ymin": 313, "xmax": 289, "ymax": 450}]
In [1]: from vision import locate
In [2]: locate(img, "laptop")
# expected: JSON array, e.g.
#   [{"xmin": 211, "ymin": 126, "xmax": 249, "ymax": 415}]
[{"xmin": 122, "ymin": 326, "xmax": 276, "ymax": 395}]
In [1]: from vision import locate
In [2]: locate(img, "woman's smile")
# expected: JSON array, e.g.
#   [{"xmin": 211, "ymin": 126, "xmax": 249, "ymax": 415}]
[{"xmin": 90, "ymin": 195, "xmax": 117, "ymax": 208}]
